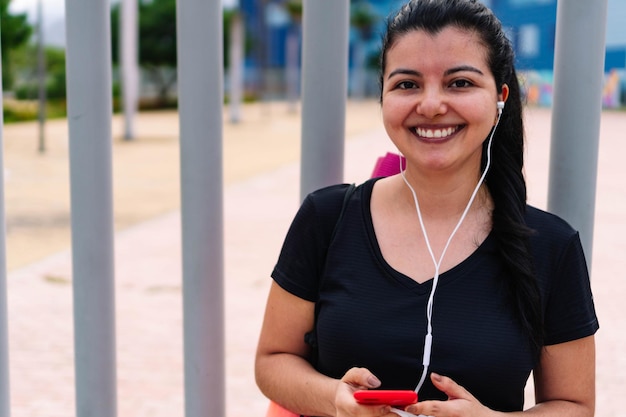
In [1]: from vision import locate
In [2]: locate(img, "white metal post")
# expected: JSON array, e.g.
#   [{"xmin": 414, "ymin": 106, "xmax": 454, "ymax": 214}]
[
  {"xmin": 548, "ymin": 0, "xmax": 609, "ymax": 266},
  {"xmin": 37, "ymin": 0, "xmax": 46, "ymax": 153},
  {"xmin": 299, "ymin": 0, "xmax": 350, "ymax": 200},
  {"xmin": 121, "ymin": 0, "xmax": 139, "ymax": 140},
  {"xmin": 286, "ymin": 24, "xmax": 300, "ymax": 113},
  {"xmin": 0, "ymin": 24, "xmax": 11, "ymax": 417},
  {"xmin": 229, "ymin": 10, "xmax": 244, "ymax": 123},
  {"xmin": 65, "ymin": 0, "xmax": 117, "ymax": 415},
  {"xmin": 176, "ymin": 0, "xmax": 225, "ymax": 416}
]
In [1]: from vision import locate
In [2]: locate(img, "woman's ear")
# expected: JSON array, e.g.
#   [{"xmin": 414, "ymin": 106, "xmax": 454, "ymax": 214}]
[{"xmin": 500, "ymin": 83, "xmax": 510, "ymax": 104}]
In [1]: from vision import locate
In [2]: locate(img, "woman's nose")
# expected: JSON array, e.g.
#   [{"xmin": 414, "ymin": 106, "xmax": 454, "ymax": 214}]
[{"xmin": 416, "ymin": 89, "xmax": 447, "ymax": 119}]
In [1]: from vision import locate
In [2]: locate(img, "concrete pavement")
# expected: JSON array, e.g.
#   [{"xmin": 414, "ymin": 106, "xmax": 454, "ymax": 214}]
[{"xmin": 4, "ymin": 102, "xmax": 626, "ymax": 416}]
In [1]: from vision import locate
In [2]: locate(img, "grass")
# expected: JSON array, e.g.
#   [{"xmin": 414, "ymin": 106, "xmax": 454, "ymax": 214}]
[{"xmin": 3, "ymin": 98, "xmax": 67, "ymax": 123}]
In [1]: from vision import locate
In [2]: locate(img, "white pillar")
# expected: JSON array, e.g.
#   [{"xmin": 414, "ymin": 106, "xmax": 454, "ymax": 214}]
[
  {"xmin": 229, "ymin": 11, "xmax": 244, "ymax": 123},
  {"xmin": 548, "ymin": 0, "xmax": 608, "ymax": 267},
  {"xmin": 37, "ymin": 0, "xmax": 46, "ymax": 153},
  {"xmin": 121, "ymin": 0, "xmax": 139, "ymax": 140},
  {"xmin": 286, "ymin": 24, "xmax": 300, "ymax": 113},
  {"xmin": 0, "ymin": 27, "xmax": 11, "ymax": 417},
  {"xmin": 176, "ymin": 0, "xmax": 225, "ymax": 416},
  {"xmin": 65, "ymin": 0, "xmax": 117, "ymax": 415},
  {"xmin": 300, "ymin": 0, "xmax": 350, "ymax": 200}
]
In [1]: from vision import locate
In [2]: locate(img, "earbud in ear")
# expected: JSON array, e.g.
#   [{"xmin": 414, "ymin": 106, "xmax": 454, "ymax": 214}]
[{"xmin": 497, "ymin": 101, "xmax": 505, "ymax": 115}]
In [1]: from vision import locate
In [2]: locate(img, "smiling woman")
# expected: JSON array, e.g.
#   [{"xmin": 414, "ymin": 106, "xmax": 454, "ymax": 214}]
[{"xmin": 255, "ymin": 1, "xmax": 598, "ymax": 417}]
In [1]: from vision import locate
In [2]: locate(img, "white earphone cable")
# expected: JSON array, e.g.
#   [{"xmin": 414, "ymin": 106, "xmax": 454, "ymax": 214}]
[{"xmin": 401, "ymin": 110, "xmax": 502, "ymax": 393}]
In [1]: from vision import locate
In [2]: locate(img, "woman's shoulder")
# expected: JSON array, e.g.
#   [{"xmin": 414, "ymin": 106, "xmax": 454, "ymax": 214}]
[
  {"xmin": 307, "ymin": 182, "xmax": 355, "ymax": 203},
  {"xmin": 525, "ymin": 205, "xmax": 579, "ymax": 239},
  {"xmin": 305, "ymin": 178, "xmax": 378, "ymax": 207},
  {"xmin": 524, "ymin": 205, "xmax": 584, "ymax": 261}
]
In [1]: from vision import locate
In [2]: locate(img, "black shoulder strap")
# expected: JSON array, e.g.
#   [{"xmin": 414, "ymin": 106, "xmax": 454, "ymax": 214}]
[
  {"xmin": 330, "ymin": 183, "xmax": 356, "ymax": 243},
  {"xmin": 305, "ymin": 183, "xmax": 356, "ymax": 365}
]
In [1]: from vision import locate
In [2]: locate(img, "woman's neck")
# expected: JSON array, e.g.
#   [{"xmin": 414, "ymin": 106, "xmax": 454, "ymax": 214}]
[{"xmin": 397, "ymin": 167, "xmax": 491, "ymax": 221}]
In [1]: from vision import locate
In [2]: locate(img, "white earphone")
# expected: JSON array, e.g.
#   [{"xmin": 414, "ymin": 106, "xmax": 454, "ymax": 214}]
[{"xmin": 497, "ymin": 100, "xmax": 505, "ymax": 115}]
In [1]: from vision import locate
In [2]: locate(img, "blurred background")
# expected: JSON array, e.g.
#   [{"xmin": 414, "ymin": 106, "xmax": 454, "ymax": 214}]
[
  {"xmin": 2, "ymin": 0, "xmax": 625, "ymax": 125},
  {"xmin": 1, "ymin": 2, "xmax": 624, "ymax": 416}
]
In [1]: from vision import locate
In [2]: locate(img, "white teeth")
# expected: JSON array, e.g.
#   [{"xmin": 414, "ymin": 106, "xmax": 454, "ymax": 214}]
[{"xmin": 415, "ymin": 126, "xmax": 457, "ymax": 139}]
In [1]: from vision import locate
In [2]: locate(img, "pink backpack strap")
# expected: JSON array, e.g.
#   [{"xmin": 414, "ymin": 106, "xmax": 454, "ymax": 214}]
[{"xmin": 371, "ymin": 152, "xmax": 406, "ymax": 178}]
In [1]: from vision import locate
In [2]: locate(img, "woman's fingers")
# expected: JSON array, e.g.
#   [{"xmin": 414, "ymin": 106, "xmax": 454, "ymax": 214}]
[
  {"xmin": 429, "ymin": 373, "xmax": 471, "ymax": 400},
  {"xmin": 341, "ymin": 367, "xmax": 382, "ymax": 390},
  {"xmin": 405, "ymin": 373, "xmax": 489, "ymax": 417}
]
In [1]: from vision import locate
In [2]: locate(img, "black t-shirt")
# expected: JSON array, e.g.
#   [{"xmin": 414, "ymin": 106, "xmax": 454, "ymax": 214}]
[{"xmin": 272, "ymin": 178, "xmax": 599, "ymax": 412}]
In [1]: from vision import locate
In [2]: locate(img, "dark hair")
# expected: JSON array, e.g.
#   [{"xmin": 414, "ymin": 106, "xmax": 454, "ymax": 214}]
[{"xmin": 380, "ymin": 0, "xmax": 543, "ymax": 354}]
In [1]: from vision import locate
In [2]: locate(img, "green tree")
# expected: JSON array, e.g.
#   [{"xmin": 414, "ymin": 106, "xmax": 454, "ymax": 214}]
[
  {"xmin": 350, "ymin": 1, "xmax": 377, "ymax": 39},
  {"xmin": 222, "ymin": 8, "xmax": 237, "ymax": 70},
  {"xmin": 136, "ymin": 0, "xmax": 177, "ymax": 106},
  {"xmin": 111, "ymin": 0, "xmax": 177, "ymax": 107},
  {"xmin": 285, "ymin": 0, "xmax": 302, "ymax": 20},
  {"xmin": 0, "ymin": 0, "xmax": 34, "ymax": 89},
  {"xmin": 13, "ymin": 45, "xmax": 66, "ymax": 100},
  {"xmin": 111, "ymin": 0, "xmax": 235, "ymax": 107}
]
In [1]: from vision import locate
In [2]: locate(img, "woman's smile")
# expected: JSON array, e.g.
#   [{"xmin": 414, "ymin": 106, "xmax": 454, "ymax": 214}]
[{"xmin": 411, "ymin": 124, "xmax": 465, "ymax": 141}]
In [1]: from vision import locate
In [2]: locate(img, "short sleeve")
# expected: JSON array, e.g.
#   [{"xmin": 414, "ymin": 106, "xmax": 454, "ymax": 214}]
[
  {"xmin": 271, "ymin": 184, "xmax": 352, "ymax": 301},
  {"xmin": 542, "ymin": 233, "xmax": 599, "ymax": 345}
]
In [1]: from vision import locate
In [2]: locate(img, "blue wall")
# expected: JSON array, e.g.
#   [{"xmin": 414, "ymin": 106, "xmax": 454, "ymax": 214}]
[
  {"xmin": 489, "ymin": 0, "xmax": 557, "ymax": 70},
  {"xmin": 606, "ymin": 49, "xmax": 626, "ymax": 72},
  {"xmin": 238, "ymin": 0, "xmax": 626, "ymax": 72},
  {"xmin": 237, "ymin": 0, "xmax": 625, "ymax": 104}
]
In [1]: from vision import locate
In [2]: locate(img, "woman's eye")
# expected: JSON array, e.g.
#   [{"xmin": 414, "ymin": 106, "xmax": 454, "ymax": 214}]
[
  {"xmin": 397, "ymin": 81, "xmax": 417, "ymax": 90},
  {"xmin": 450, "ymin": 79, "xmax": 473, "ymax": 88}
]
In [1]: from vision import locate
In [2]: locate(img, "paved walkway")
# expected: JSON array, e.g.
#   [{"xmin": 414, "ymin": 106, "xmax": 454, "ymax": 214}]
[{"xmin": 4, "ymin": 102, "xmax": 625, "ymax": 416}]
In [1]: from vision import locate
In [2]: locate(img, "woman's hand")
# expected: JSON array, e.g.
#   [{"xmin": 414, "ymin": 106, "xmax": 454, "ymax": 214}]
[
  {"xmin": 335, "ymin": 367, "xmax": 400, "ymax": 417},
  {"xmin": 404, "ymin": 373, "xmax": 495, "ymax": 417}
]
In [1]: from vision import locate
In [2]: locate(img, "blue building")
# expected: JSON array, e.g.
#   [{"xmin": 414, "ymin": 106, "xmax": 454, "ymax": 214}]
[
  {"xmin": 485, "ymin": 0, "xmax": 626, "ymax": 106},
  {"xmin": 486, "ymin": 0, "xmax": 558, "ymax": 71},
  {"xmin": 485, "ymin": 0, "xmax": 626, "ymax": 73},
  {"xmin": 236, "ymin": 0, "xmax": 626, "ymax": 105}
]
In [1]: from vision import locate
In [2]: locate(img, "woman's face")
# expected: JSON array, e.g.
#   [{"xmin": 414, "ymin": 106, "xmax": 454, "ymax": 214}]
[{"xmin": 381, "ymin": 26, "xmax": 506, "ymax": 178}]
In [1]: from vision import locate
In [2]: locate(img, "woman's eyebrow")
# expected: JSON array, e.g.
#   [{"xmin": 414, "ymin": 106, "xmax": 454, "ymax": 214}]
[
  {"xmin": 388, "ymin": 65, "xmax": 484, "ymax": 80},
  {"xmin": 444, "ymin": 65, "xmax": 484, "ymax": 76},
  {"xmin": 387, "ymin": 68, "xmax": 421, "ymax": 80}
]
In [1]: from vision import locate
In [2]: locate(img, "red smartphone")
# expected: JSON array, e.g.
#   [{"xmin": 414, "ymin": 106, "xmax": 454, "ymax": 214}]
[{"xmin": 354, "ymin": 390, "xmax": 417, "ymax": 406}]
